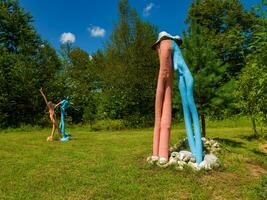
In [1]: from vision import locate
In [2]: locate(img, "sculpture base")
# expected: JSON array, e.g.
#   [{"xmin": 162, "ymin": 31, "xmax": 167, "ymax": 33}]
[
  {"xmin": 147, "ymin": 138, "xmax": 221, "ymax": 171},
  {"xmin": 147, "ymin": 152, "xmax": 220, "ymax": 171},
  {"xmin": 60, "ymin": 136, "xmax": 70, "ymax": 142}
]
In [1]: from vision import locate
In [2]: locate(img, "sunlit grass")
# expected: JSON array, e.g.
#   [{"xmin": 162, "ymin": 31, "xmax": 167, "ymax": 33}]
[{"xmin": 0, "ymin": 122, "xmax": 266, "ymax": 199}]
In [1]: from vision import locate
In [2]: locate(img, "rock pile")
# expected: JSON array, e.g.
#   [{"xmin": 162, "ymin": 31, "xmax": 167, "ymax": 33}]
[{"xmin": 147, "ymin": 138, "xmax": 221, "ymax": 170}]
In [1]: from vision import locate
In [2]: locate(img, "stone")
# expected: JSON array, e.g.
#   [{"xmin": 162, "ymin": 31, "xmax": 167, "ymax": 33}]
[
  {"xmin": 175, "ymin": 165, "xmax": 184, "ymax": 170},
  {"xmin": 213, "ymin": 142, "xmax": 219, "ymax": 148},
  {"xmin": 177, "ymin": 161, "xmax": 187, "ymax": 166},
  {"xmin": 157, "ymin": 159, "xmax": 169, "ymax": 168},
  {"xmin": 188, "ymin": 161, "xmax": 200, "ymax": 170},
  {"xmin": 147, "ymin": 138, "xmax": 221, "ymax": 171},
  {"xmin": 183, "ymin": 155, "xmax": 191, "ymax": 162},
  {"xmin": 204, "ymin": 154, "xmax": 220, "ymax": 168},
  {"xmin": 169, "ymin": 157, "xmax": 178, "ymax": 165},
  {"xmin": 170, "ymin": 152, "xmax": 179, "ymax": 159},
  {"xmin": 189, "ymin": 157, "xmax": 196, "ymax": 163},
  {"xmin": 179, "ymin": 150, "xmax": 192, "ymax": 161},
  {"xmin": 146, "ymin": 156, "xmax": 159, "ymax": 164},
  {"xmin": 199, "ymin": 160, "xmax": 211, "ymax": 170},
  {"xmin": 158, "ymin": 157, "xmax": 168, "ymax": 165}
]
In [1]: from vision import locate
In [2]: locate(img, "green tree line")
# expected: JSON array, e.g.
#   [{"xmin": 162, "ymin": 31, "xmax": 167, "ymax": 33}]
[{"xmin": 0, "ymin": 0, "xmax": 266, "ymax": 136}]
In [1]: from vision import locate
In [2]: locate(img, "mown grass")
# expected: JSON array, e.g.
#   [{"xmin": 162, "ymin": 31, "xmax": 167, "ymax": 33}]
[{"xmin": 0, "ymin": 120, "xmax": 266, "ymax": 200}]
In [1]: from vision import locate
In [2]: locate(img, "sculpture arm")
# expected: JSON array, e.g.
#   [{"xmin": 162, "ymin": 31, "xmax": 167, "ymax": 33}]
[
  {"xmin": 55, "ymin": 101, "xmax": 62, "ymax": 108},
  {"xmin": 39, "ymin": 88, "xmax": 48, "ymax": 106}
]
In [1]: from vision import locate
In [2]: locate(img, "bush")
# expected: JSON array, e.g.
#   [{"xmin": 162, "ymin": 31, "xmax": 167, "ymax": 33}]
[
  {"xmin": 91, "ymin": 119, "xmax": 125, "ymax": 131},
  {"xmin": 123, "ymin": 115, "xmax": 154, "ymax": 128}
]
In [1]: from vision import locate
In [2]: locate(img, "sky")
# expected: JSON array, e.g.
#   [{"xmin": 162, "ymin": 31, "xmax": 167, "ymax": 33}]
[{"xmin": 19, "ymin": 0, "xmax": 260, "ymax": 54}]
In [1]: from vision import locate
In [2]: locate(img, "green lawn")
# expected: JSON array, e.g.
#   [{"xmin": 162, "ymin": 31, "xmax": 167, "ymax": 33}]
[{"xmin": 0, "ymin": 123, "xmax": 266, "ymax": 200}]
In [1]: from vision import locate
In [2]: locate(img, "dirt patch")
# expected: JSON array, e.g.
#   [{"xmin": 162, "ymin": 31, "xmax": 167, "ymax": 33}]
[
  {"xmin": 259, "ymin": 143, "xmax": 267, "ymax": 154},
  {"xmin": 200, "ymin": 171, "xmax": 243, "ymax": 199},
  {"xmin": 246, "ymin": 163, "xmax": 267, "ymax": 177}
]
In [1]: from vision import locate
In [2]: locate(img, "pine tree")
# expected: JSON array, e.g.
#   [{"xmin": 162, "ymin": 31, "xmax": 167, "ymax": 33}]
[{"xmin": 183, "ymin": 5, "xmax": 226, "ymax": 137}]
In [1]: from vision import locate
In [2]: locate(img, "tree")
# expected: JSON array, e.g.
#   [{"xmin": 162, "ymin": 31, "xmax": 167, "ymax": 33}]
[
  {"xmin": 235, "ymin": 0, "xmax": 267, "ymax": 137},
  {"xmin": 100, "ymin": 0, "xmax": 158, "ymax": 127},
  {"xmin": 0, "ymin": 0, "xmax": 40, "ymax": 54},
  {"xmin": 66, "ymin": 47, "xmax": 98, "ymax": 124},
  {"xmin": 183, "ymin": 5, "xmax": 226, "ymax": 137},
  {"xmin": 184, "ymin": 0, "xmax": 260, "ymax": 121},
  {"xmin": 0, "ymin": 0, "xmax": 61, "ymax": 127},
  {"xmin": 187, "ymin": 0, "xmax": 257, "ymax": 78}
]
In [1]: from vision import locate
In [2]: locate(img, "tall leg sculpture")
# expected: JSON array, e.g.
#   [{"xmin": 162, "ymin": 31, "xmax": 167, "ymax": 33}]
[
  {"xmin": 151, "ymin": 31, "xmax": 203, "ymax": 165},
  {"xmin": 153, "ymin": 39, "xmax": 173, "ymax": 164},
  {"xmin": 172, "ymin": 41, "xmax": 203, "ymax": 164}
]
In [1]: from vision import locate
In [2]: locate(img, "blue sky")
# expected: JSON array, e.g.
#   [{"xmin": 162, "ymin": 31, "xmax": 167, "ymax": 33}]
[{"xmin": 19, "ymin": 0, "xmax": 260, "ymax": 54}]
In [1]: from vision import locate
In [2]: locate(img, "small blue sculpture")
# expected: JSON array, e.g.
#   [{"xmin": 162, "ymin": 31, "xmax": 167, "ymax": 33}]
[
  {"xmin": 59, "ymin": 99, "xmax": 71, "ymax": 141},
  {"xmin": 172, "ymin": 40, "xmax": 203, "ymax": 164}
]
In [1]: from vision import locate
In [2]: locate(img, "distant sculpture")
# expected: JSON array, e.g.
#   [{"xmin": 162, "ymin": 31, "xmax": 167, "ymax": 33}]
[
  {"xmin": 58, "ymin": 99, "xmax": 71, "ymax": 141},
  {"xmin": 39, "ymin": 88, "xmax": 61, "ymax": 141},
  {"xmin": 40, "ymin": 88, "xmax": 71, "ymax": 142},
  {"xmin": 151, "ymin": 31, "xmax": 203, "ymax": 164}
]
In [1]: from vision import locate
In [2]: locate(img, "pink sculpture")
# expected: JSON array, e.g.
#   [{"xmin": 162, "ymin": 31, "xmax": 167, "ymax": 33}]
[
  {"xmin": 151, "ymin": 31, "xmax": 203, "ymax": 165},
  {"xmin": 152, "ymin": 39, "xmax": 174, "ymax": 164}
]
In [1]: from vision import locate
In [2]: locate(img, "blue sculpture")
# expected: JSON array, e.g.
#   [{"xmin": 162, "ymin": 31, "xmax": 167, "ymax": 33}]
[
  {"xmin": 172, "ymin": 40, "xmax": 203, "ymax": 164},
  {"xmin": 59, "ymin": 99, "xmax": 71, "ymax": 141}
]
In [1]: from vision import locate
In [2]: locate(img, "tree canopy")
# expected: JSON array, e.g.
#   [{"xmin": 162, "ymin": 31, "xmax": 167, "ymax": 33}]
[{"xmin": 0, "ymin": 0, "xmax": 266, "ymax": 135}]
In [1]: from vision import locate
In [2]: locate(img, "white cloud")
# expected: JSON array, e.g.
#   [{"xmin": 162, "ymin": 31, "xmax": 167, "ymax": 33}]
[
  {"xmin": 143, "ymin": 3, "xmax": 155, "ymax": 16},
  {"xmin": 60, "ymin": 32, "xmax": 76, "ymax": 44},
  {"xmin": 88, "ymin": 26, "xmax": 105, "ymax": 37}
]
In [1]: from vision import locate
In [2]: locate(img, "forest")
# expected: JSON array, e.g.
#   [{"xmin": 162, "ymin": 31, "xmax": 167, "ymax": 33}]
[{"xmin": 0, "ymin": 0, "xmax": 266, "ymax": 137}]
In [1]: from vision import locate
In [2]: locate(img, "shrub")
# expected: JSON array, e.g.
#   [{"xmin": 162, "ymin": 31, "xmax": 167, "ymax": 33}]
[{"xmin": 91, "ymin": 119, "xmax": 125, "ymax": 131}]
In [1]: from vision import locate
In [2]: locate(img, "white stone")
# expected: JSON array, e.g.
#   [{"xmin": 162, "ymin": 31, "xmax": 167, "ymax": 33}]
[
  {"xmin": 169, "ymin": 157, "xmax": 178, "ymax": 165},
  {"xmin": 175, "ymin": 165, "xmax": 184, "ymax": 170},
  {"xmin": 157, "ymin": 159, "xmax": 169, "ymax": 168},
  {"xmin": 170, "ymin": 152, "xmax": 179, "ymax": 159},
  {"xmin": 147, "ymin": 155, "xmax": 159, "ymax": 164},
  {"xmin": 204, "ymin": 154, "xmax": 220, "ymax": 168},
  {"xmin": 188, "ymin": 161, "xmax": 200, "ymax": 170},
  {"xmin": 177, "ymin": 161, "xmax": 186, "ymax": 166},
  {"xmin": 157, "ymin": 157, "xmax": 168, "ymax": 165},
  {"xmin": 199, "ymin": 160, "xmax": 211, "ymax": 170},
  {"xmin": 183, "ymin": 155, "xmax": 191, "ymax": 162},
  {"xmin": 213, "ymin": 142, "xmax": 219, "ymax": 148},
  {"xmin": 189, "ymin": 157, "xmax": 196, "ymax": 163},
  {"xmin": 179, "ymin": 150, "xmax": 192, "ymax": 161},
  {"xmin": 151, "ymin": 156, "xmax": 159, "ymax": 161}
]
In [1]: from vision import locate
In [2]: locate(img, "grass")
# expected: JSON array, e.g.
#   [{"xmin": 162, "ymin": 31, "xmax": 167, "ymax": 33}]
[{"xmin": 0, "ymin": 121, "xmax": 266, "ymax": 200}]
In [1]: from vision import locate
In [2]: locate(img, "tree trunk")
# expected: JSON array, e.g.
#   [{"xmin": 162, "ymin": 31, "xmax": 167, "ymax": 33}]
[{"xmin": 201, "ymin": 113, "xmax": 206, "ymax": 138}]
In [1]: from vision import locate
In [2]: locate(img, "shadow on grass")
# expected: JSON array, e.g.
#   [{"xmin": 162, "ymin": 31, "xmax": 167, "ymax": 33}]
[
  {"xmin": 239, "ymin": 134, "xmax": 260, "ymax": 141},
  {"xmin": 251, "ymin": 148, "xmax": 267, "ymax": 157},
  {"xmin": 213, "ymin": 137, "xmax": 244, "ymax": 148}
]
